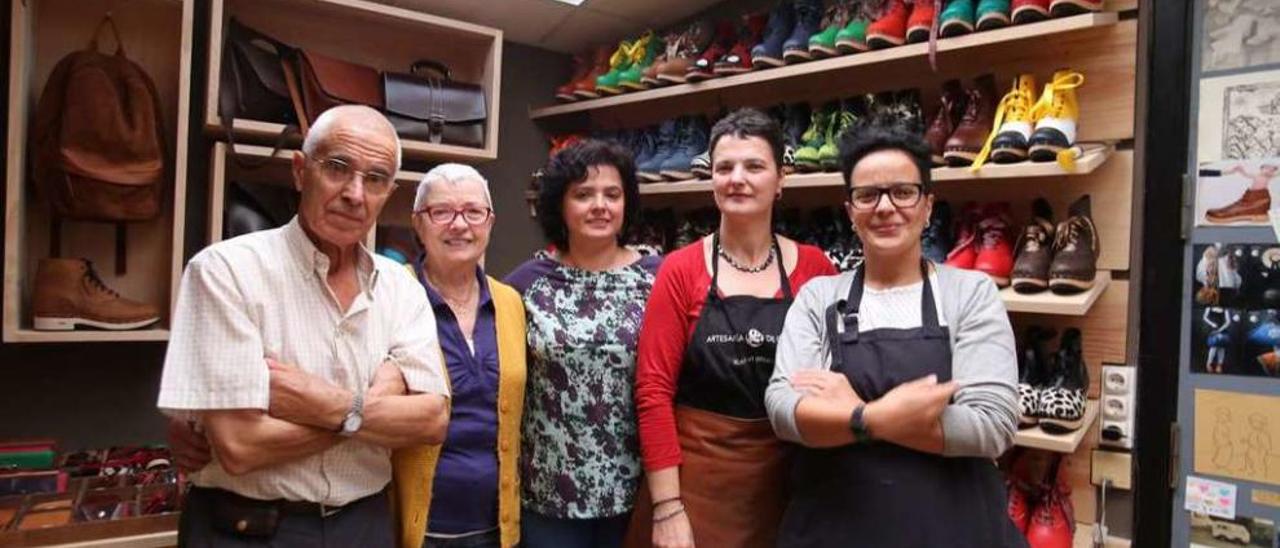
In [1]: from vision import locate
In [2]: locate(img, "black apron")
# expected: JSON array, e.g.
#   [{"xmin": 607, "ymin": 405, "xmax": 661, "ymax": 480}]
[{"xmin": 777, "ymin": 262, "xmax": 1025, "ymax": 548}]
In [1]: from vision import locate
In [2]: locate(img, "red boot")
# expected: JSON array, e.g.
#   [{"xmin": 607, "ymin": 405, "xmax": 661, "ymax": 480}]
[
  {"xmin": 973, "ymin": 203, "xmax": 1014, "ymax": 287},
  {"xmin": 1007, "ymin": 479, "xmax": 1032, "ymax": 534},
  {"xmin": 1025, "ymin": 457, "xmax": 1075, "ymax": 548},
  {"xmin": 687, "ymin": 19, "xmax": 737, "ymax": 82},
  {"xmin": 906, "ymin": 0, "xmax": 937, "ymax": 44},
  {"xmin": 867, "ymin": 0, "xmax": 909, "ymax": 49},
  {"xmin": 944, "ymin": 202, "xmax": 982, "ymax": 270},
  {"xmin": 1012, "ymin": 0, "xmax": 1051, "ymax": 24},
  {"xmin": 555, "ymin": 52, "xmax": 590, "ymax": 102}
]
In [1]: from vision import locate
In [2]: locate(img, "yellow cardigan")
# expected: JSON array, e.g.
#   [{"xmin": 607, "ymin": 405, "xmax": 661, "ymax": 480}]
[{"xmin": 391, "ymin": 275, "xmax": 527, "ymax": 548}]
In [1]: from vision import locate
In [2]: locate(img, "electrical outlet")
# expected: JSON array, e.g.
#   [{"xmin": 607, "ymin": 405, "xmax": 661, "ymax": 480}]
[{"xmin": 1100, "ymin": 365, "xmax": 1136, "ymax": 449}]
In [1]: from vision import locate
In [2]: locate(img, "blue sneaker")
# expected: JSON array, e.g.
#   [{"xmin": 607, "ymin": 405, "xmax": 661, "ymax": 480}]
[
  {"xmin": 751, "ymin": 1, "xmax": 795, "ymax": 68},
  {"xmin": 782, "ymin": 0, "xmax": 824, "ymax": 63},
  {"xmin": 640, "ymin": 120, "xmax": 679, "ymax": 182},
  {"xmin": 659, "ymin": 116, "xmax": 710, "ymax": 180}
]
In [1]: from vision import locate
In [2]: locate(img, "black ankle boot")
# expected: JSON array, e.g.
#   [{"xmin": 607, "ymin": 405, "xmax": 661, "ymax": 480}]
[{"xmin": 1037, "ymin": 328, "xmax": 1089, "ymax": 434}]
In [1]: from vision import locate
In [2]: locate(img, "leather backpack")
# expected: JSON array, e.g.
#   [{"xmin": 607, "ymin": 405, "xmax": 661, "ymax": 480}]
[{"xmin": 31, "ymin": 16, "xmax": 166, "ymax": 224}]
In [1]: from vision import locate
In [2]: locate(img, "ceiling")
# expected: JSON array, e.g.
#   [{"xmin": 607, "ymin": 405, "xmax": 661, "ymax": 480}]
[{"xmin": 382, "ymin": 0, "xmax": 727, "ymax": 53}]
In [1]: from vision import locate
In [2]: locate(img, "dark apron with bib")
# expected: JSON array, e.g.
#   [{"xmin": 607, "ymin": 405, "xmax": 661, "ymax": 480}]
[
  {"xmin": 777, "ymin": 262, "xmax": 1025, "ymax": 548},
  {"xmin": 634, "ymin": 234, "xmax": 793, "ymax": 548}
]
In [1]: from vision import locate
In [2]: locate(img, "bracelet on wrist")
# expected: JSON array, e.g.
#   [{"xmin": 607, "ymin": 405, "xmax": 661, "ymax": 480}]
[
  {"xmin": 652, "ymin": 496, "xmax": 680, "ymax": 508},
  {"xmin": 654, "ymin": 505, "xmax": 686, "ymax": 523}
]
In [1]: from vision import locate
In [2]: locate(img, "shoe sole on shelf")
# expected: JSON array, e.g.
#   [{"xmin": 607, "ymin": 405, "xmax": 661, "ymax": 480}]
[
  {"xmin": 619, "ymin": 82, "xmax": 648, "ymax": 91},
  {"xmin": 641, "ymin": 77, "xmax": 664, "ymax": 87},
  {"xmin": 939, "ymin": 20, "xmax": 974, "ymax": 37},
  {"xmin": 783, "ymin": 49, "xmax": 812, "ymax": 63},
  {"xmin": 660, "ymin": 170, "xmax": 694, "ymax": 180},
  {"xmin": 638, "ymin": 172, "xmax": 666, "ymax": 182},
  {"xmin": 794, "ymin": 161, "xmax": 823, "ymax": 173},
  {"xmin": 866, "ymin": 34, "xmax": 905, "ymax": 49},
  {"xmin": 976, "ymin": 13, "xmax": 1011, "ymax": 30},
  {"xmin": 1019, "ymin": 416, "xmax": 1040, "ymax": 427},
  {"xmin": 835, "ymin": 40, "xmax": 870, "ymax": 54},
  {"xmin": 555, "ymin": 93, "xmax": 579, "ymax": 102},
  {"xmin": 906, "ymin": 27, "xmax": 931, "ymax": 43},
  {"xmin": 943, "ymin": 149, "xmax": 978, "ymax": 166},
  {"xmin": 981, "ymin": 273, "xmax": 1011, "ymax": 287},
  {"xmin": 573, "ymin": 89, "xmax": 600, "ymax": 99},
  {"xmin": 1206, "ymin": 213, "xmax": 1270, "ymax": 224},
  {"xmin": 991, "ymin": 147, "xmax": 1029, "ymax": 163},
  {"xmin": 1039, "ymin": 415, "xmax": 1086, "ymax": 434},
  {"xmin": 1028, "ymin": 143, "xmax": 1066, "ymax": 162},
  {"xmin": 1012, "ymin": 6, "xmax": 1050, "ymax": 24},
  {"xmin": 691, "ymin": 167, "xmax": 711, "ymax": 179},
  {"xmin": 1012, "ymin": 277, "xmax": 1050, "ymax": 293},
  {"xmin": 820, "ymin": 159, "xmax": 841, "ymax": 172},
  {"xmin": 33, "ymin": 315, "xmax": 160, "ymax": 331},
  {"xmin": 685, "ymin": 71, "xmax": 717, "ymax": 82},
  {"xmin": 656, "ymin": 73, "xmax": 689, "ymax": 84},
  {"xmin": 1049, "ymin": 0, "xmax": 1102, "ymax": 17},
  {"xmin": 596, "ymin": 86, "xmax": 623, "ymax": 95},
  {"xmin": 713, "ymin": 66, "xmax": 753, "ymax": 75},
  {"xmin": 1048, "ymin": 276, "xmax": 1095, "ymax": 294},
  {"xmin": 753, "ymin": 55, "xmax": 786, "ymax": 68},
  {"xmin": 809, "ymin": 44, "xmax": 839, "ymax": 58}
]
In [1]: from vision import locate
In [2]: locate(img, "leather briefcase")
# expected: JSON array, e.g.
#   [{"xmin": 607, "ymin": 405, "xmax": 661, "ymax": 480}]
[
  {"xmin": 382, "ymin": 60, "xmax": 486, "ymax": 148},
  {"xmin": 291, "ymin": 49, "xmax": 383, "ymax": 127},
  {"xmin": 218, "ymin": 19, "xmax": 297, "ymax": 126}
]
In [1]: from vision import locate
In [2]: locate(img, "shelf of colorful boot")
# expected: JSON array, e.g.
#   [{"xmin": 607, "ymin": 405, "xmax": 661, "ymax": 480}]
[
  {"xmin": 529, "ymin": 12, "xmax": 1120, "ymax": 121},
  {"xmin": 999, "ymin": 271, "xmax": 1110, "ymax": 316},
  {"xmin": 1073, "ymin": 523, "xmax": 1132, "ymax": 548},
  {"xmin": 933, "ymin": 143, "xmax": 1114, "ymax": 182},
  {"xmin": 1015, "ymin": 399, "xmax": 1100, "ymax": 453}
]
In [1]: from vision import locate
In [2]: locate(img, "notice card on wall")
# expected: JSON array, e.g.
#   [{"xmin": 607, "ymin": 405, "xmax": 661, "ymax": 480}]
[{"xmin": 1186, "ymin": 475, "xmax": 1238, "ymax": 519}]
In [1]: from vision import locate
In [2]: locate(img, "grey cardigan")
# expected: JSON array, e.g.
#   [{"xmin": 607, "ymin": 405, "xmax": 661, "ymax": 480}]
[{"xmin": 765, "ymin": 264, "xmax": 1019, "ymax": 458}]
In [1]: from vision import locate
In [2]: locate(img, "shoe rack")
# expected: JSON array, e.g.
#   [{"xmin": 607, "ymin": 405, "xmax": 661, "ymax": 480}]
[
  {"xmin": 530, "ymin": 0, "xmax": 1143, "ymax": 539},
  {"xmin": 205, "ymin": 143, "xmax": 423, "ymax": 249},
  {"xmin": 203, "ymin": 0, "xmax": 504, "ymax": 163},
  {"xmin": 2, "ymin": 0, "xmax": 196, "ymax": 343}
]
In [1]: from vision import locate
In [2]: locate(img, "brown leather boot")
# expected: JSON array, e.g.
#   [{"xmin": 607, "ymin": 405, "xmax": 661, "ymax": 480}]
[
  {"xmin": 1206, "ymin": 188, "xmax": 1270, "ymax": 224},
  {"xmin": 1048, "ymin": 195, "xmax": 1100, "ymax": 294},
  {"xmin": 32, "ymin": 258, "xmax": 160, "ymax": 331},
  {"xmin": 1011, "ymin": 199, "xmax": 1055, "ymax": 294},
  {"xmin": 572, "ymin": 46, "xmax": 614, "ymax": 99},
  {"xmin": 925, "ymin": 79, "xmax": 967, "ymax": 166},
  {"xmin": 943, "ymin": 74, "xmax": 998, "ymax": 167}
]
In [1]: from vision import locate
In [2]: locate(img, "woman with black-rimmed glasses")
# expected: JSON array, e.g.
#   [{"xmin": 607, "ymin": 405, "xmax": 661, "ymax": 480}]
[{"xmin": 765, "ymin": 120, "xmax": 1024, "ymax": 547}]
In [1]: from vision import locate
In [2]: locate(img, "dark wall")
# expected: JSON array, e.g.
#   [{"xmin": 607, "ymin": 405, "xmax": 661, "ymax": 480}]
[{"xmin": 0, "ymin": 0, "xmax": 565, "ymax": 447}]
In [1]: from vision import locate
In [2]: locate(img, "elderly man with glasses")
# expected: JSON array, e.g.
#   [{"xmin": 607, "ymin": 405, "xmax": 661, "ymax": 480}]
[{"xmin": 158, "ymin": 105, "xmax": 450, "ymax": 548}]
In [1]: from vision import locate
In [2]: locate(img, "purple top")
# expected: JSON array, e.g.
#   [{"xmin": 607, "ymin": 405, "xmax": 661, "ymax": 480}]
[{"xmin": 416, "ymin": 262, "xmax": 500, "ymax": 535}]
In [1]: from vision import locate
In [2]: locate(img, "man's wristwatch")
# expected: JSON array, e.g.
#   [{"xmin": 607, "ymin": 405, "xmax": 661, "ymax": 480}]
[
  {"xmin": 849, "ymin": 403, "xmax": 872, "ymax": 443},
  {"xmin": 338, "ymin": 392, "xmax": 364, "ymax": 437}
]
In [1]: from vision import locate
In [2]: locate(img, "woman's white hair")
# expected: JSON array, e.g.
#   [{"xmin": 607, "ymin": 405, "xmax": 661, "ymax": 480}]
[{"xmin": 413, "ymin": 163, "xmax": 492, "ymax": 211}]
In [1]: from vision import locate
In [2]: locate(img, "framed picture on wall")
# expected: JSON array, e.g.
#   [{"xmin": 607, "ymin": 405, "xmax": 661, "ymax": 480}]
[
  {"xmin": 1202, "ymin": 0, "xmax": 1280, "ymax": 73},
  {"xmin": 1196, "ymin": 159, "xmax": 1280, "ymax": 226},
  {"xmin": 1198, "ymin": 69, "xmax": 1280, "ymax": 162}
]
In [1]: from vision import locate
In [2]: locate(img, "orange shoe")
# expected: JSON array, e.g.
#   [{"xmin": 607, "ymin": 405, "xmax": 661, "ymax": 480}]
[
  {"xmin": 866, "ymin": 0, "xmax": 909, "ymax": 49},
  {"xmin": 906, "ymin": 0, "xmax": 937, "ymax": 44},
  {"xmin": 571, "ymin": 46, "xmax": 613, "ymax": 99}
]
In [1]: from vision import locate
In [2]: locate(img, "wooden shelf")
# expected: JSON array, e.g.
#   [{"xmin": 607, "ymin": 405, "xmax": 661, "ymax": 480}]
[
  {"xmin": 1015, "ymin": 400, "xmax": 1100, "ymax": 453},
  {"xmin": 3, "ymin": 329, "xmax": 171, "ymax": 344},
  {"xmin": 1001, "ymin": 272, "xmax": 1111, "ymax": 316},
  {"xmin": 1074, "ymin": 522, "xmax": 1132, "ymax": 548},
  {"xmin": 637, "ymin": 145, "xmax": 1113, "ymax": 196},
  {"xmin": 205, "ymin": 0, "xmax": 503, "ymax": 163},
  {"xmin": 530, "ymin": 12, "xmax": 1119, "ymax": 121}
]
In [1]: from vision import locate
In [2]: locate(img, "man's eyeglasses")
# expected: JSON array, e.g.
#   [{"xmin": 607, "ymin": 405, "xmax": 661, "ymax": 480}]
[
  {"xmin": 417, "ymin": 206, "xmax": 493, "ymax": 225},
  {"xmin": 848, "ymin": 183, "xmax": 925, "ymax": 211},
  {"xmin": 310, "ymin": 156, "xmax": 397, "ymax": 196}
]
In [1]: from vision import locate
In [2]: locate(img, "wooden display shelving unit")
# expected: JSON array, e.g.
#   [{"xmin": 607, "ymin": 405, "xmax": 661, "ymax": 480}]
[
  {"xmin": 3, "ymin": 0, "xmax": 195, "ymax": 344},
  {"xmin": 204, "ymin": 0, "xmax": 503, "ymax": 163},
  {"xmin": 207, "ymin": 143, "xmax": 423, "ymax": 249}
]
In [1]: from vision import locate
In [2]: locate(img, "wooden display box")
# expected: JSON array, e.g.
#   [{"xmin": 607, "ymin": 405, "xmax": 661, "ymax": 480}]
[
  {"xmin": 3, "ymin": 0, "xmax": 194, "ymax": 343},
  {"xmin": 207, "ymin": 143, "xmax": 422, "ymax": 250},
  {"xmin": 204, "ymin": 0, "xmax": 503, "ymax": 163}
]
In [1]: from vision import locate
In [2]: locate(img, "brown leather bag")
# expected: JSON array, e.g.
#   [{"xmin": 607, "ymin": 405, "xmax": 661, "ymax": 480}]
[
  {"xmin": 31, "ymin": 16, "xmax": 166, "ymax": 223},
  {"xmin": 289, "ymin": 49, "xmax": 383, "ymax": 129},
  {"xmin": 382, "ymin": 60, "xmax": 486, "ymax": 147}
]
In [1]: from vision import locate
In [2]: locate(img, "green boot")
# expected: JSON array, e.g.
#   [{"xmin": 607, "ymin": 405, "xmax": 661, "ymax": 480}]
[
  {"xmin": 939, "ymin": 0, "xmax": 976, "ymax": 38},
  {"xmin": 794, "ymin": 103, "xmax": 835, "ymax": 172},
  {"xmin": 819, "ymin": 104, "xmax": 858, "ymax": 171},
  {"xmin": 808, "ymin": 1, "xmax": 851, "ymax": 58},
  {"xmin": 619, "ymin": 32, "xmax": 662, "ymax": 91},
  {"xmin": 595, "ymin": 38, "xmax": 636, "ymax": 95},
  {"xmin": 834, "ymin": 15, "xmax": 869, "ymax": 54},
  {"xmin": 975, "ymin": 0, "xmax": 1011, "ymax": 31}
]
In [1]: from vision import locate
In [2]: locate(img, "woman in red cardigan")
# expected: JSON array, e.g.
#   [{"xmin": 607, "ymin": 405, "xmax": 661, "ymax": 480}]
[{"xmin": 634, "ymin": 108, "xmax": 837, "ymax": 548}]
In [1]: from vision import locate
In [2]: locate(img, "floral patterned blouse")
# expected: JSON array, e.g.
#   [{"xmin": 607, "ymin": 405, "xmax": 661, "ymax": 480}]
[{"xmin": 505, "ymin": 254, "xmax": 661, "ymax": 519}]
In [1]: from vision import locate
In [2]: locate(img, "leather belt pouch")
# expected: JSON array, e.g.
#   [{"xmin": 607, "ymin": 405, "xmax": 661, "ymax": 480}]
[
  {"xmin": 295, "ymin": 50, "xmax": 383, "ymax": 125},
  {"xmin": 382, "ymin": 60, "xmax": 486, "ymax": 147},
  {"xmin": 209, "ymin": 489, "xmax": 281, "ymax": 538}
]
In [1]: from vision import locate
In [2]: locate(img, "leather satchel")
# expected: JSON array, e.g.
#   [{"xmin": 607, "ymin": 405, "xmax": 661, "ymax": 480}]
[
  {"xmin": 291, "ymin": 49, "xmax": 383, "ymax": 128},
  {"xmin": 383, "ymin": 60, "xmax": 486, "ymax": 148},
  {"xmin": 218, "ymin": 19, "xmax": 296, "ymax": 126}
]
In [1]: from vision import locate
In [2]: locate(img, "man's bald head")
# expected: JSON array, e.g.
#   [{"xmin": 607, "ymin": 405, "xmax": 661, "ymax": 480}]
[{"xmin": 302, "ymin": 105, "xmax": 402, "ymax": 174}]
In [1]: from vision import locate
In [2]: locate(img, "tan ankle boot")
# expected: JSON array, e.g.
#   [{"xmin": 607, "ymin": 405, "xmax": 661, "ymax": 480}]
[{"xmin": 32, "ymin": 258, "xmax": 160, "ymax": 331}]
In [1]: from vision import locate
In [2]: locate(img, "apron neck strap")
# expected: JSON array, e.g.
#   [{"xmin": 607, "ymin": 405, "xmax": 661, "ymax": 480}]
[
  {"xmin": 845, "ymin": 259, "xmax": 941, "ymax": 330},
  {"xmin": 709, "ymin": 232, "xmax": 793, "ymax": 300}
]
